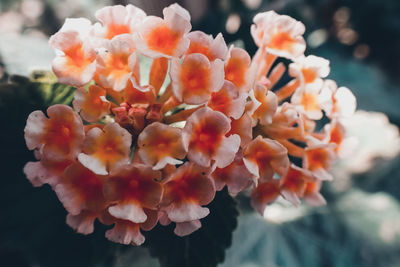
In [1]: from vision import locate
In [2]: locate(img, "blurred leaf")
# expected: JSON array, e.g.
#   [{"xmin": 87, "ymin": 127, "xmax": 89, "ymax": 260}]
[{"xmin": 144, "ymin": 188, "xmax": 238, "ymax": 267}]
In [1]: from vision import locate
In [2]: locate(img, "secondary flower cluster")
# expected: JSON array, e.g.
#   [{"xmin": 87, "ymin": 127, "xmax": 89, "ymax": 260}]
[{"xmin": 23, "ymin": 3, "xmax": 356, "ymax": 245}]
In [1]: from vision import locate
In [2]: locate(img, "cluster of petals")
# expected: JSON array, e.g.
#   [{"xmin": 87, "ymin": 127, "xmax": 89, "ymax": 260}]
[{"xmin": 24, "ymin": 3, "xmax": 357, "ymax": 246}]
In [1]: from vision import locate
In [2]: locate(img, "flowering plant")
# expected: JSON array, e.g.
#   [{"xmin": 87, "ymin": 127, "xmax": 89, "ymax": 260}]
[{"xmin": 23, "ymin": 3, "xmax": 356, "ymax": 247}]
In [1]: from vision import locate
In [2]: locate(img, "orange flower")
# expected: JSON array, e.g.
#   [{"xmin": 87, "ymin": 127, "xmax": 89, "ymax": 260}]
[
  {"xmin": 291, "ymin": 85, "xmax": 325, "ymax": 120},
  {"xmin": 174, "ymin": 219, "xmax": 202, "ymax": 236},
  {"xmin": 124, "ymin": 82, "xmax": 157, "ymax": 105},
  {"xmin": 323, "ymin": 119, "xmax": 358, "ymax": 158},
  {"xmin": 303, "ymin": 180, "xmax": 326, "ymax": 206},
  {"xmin": 55, "ymin": 162, "xmax": 106, "ymax": 216},
  {"xmin": 73, "ymin": 85, "xmax": 111, "ymax": 122},
  {"xmin": 49, "ymin": 20, "xmax": 96, "ymax": 86},
  {"xmin": 104, "ymin": 164, "xmax": 163, "ymax": 224},
  {"xmin": 224, "ymin": 47, "xmax": 251, "ymax": 91},
  {"xmin": 289, "ymin": 55, "xmax": 330, "ymax": 90},
  {"xmin": 251, "ymin": 179, "xmax": 281, "ymax": 215},
  {"xmin": 134, "ymin": 3, "xmax": 191, "ymax": 58},
  {"xmin": 137, "ymin": 122, "xmax": 186, "ymax": 170},
  {"xmin": 303, "ymin": 138, "xmax": 337, "ymax": 181},
  {"xmin": 211, "ymin": 150, "xmax": 252, "ymax": 195},
  {"xmin": 186, "ymin": 31, "xmax": 228, "ymax": 61},
  {"xmin": 23, "ymin": 157, "xmax": 72, "ymax": 187},
  {"xmin": 207, "ymin": 80, "xmax": 247, "ymax": 120},
  {"xmin": 251, "ymin": 11, "xmax": 306, "ymax": 59},
  {"xmin": 94, "ymin": 4, "xmax": 146, "ymax": 40},
  {"xmin": 24, "ymin": 104, "xmax": 85, "ymax": 161},
  {"xmin": 319, "ymin": 79, "xmax": 356, "ymax": 118},
  {"xmin": 78, "ymin": 122, "xmax": 131, "ymax": 175},
  {"xmin": 171, "ymin": 53, "xmax": 224, "ymax": 105},
  {"xmin": 280, "ymin": 164, "xmax": 314, "ymax": 206},
  {"xmin": 226, "ymin": 113, "xmax": 253, "ymax": 148},
  {"xmin": 182, "ymin": 107, "xmax": 240, "ymax": 168},
  {"xmin": 95, "ymin": 35, "xmax": 137, "ymax": 91},
  {"xmin": 161, "ymin": 162, "xmax": 215, "ymax": 223},
  {"xmin": 101, "ymin": 208, "xmax": 158, "ymax": 245},
  {"xmin": 248, "ymin": 83, "xmax": 278, "ymax": 125},
  {"xmin": 157, "ymin": 205, "xmax": 203, "ymax": 236},
  {"xmin": 243, "ymin": 136, "xmax": 289, "ymax": 182},
  {"xmin": 23, "ymin": 4, "xmax": 359, "ymax": 243}
]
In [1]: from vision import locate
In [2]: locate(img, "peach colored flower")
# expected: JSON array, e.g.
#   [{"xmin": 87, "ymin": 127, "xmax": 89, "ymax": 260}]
[
  {"xmin": 95, "ymin": 35, "xmax": 137, "ymax": 91},
  {"xmin": 55, "ymin": 162, "xmax": 106, "ymax": 216},
  {"xmin": 303, "ymin": 138, "xmax": 337, "ymax": 181},
  {"xmin": 161, "ymin": 162, "xmax": 215, "ymax": 223},
  {"xmin": 251, "ymin": 179, "xmax": 281, "ymax": 215},
  {"xmin": 289, "ymin": 55, "xmax": 330, "ymax": 90},
  {"xmin": 291, "ymin": 85, "xmax": 325, "ymax": 120},
  {"xmin": 124, "ymin": 83, "xmax": 157, "ymax": 105},
  {"xmin": 101, "ymin": 208, "xmax": 158, "ymax": 245},
  {"xmin": 137, "ymin": 122, "xmax": 186, "ymax": 170},
  {"xmin": 22, "ymin": 4, "xmax": 359, "ymax": 243},
  {"xmin": 303, "ymin": 180, "xmax": 326, "ymax": 206},
  {"xmin": 323, "ymin": 118, "xmax": 358, "ymax": 158},
  {"xmin": 174, "ymin": 219, "xmax": 202, "ymax": 237},
  {"xmin": 211, "ymin": 150, "xmax": 252, "ymax": 195},
  {"xmin": 224, "ymin": 47, "xmax": 251, "ymax": 92},
  {"xmin": 243, "ymin": 136, "xmax": 289, "ymax": 182},
  {"xmin": 23, "ymin": 157, "xmax": 72, "ymax": 187},
  {"xmin": 66, "ymin": 210, "xmax": 100, "ymax": 235},
  {"xmin": 25, "ymin": 104, "xmax": 84, "ymax": 161},
  {"xmin": 280, "ymin": 164, "xmax": 314, "ymax": 206},
  {"xmin": 171, "ymin": 53, "xmax": 224, "ymax": 105},
  {"xmin": 149, "ymin": 57, "xmax": 169, "ymax": 93},
  {"xmin": 185, "ymin": 31, "xmax": 228, "ymax": 61},
  {"xmin": 104, "ymin": 164, "xmax": 163, "ymax": 224},
  {"xmin": 207, "ymin": 80, "xmax": 247, "ymax": 120},
  {"xmin": 248, "ymin": 83, "xmax": 278, "ymax": 125},
  {"xmin": 73, "ymin": 85, "xmax": 111, "ymax": 122},
  {"xmin": 251, "ymin": 11, "xmax": 306, "ymax": 59},
  {"xmin": 182, "ymin": 107, "xmax": 240, "ymax": 168},
  {"xmin": 49, "ymin": 19, "xmax": 96, "ymax": 86},
  {"xmin": 319, "ymin": 79, "xmax": 356, "ymax": 118},
  {"xmin": 93, "ymin": 4, "xmax": 146, "ymax": 40},
  {"xmin": 78, "ymin": 122, "xmax": 131, "ymax": 175},
  {"xmin": 226, "ymin": 113, "xmax": 253, "ymax": 148},
  {"xmin": 134, "ymin": 3, "xmax": 191, "ymax": 58}
]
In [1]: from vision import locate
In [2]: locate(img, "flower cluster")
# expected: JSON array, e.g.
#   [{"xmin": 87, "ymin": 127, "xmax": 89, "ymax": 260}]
[{"xmin": 24, "ymin": 3, "xmax": 356, "ymax": 245}]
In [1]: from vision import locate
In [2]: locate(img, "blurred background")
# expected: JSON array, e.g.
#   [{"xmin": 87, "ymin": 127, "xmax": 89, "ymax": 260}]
[{"xmin": 1, "ymin": 0, "xmax": 400, "ymax": 266}]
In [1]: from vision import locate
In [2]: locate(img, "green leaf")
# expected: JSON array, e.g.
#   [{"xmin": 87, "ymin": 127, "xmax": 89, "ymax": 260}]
[{"xmin": 144, "ymin": 188, "xmax": 239, "ymax": 267}]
